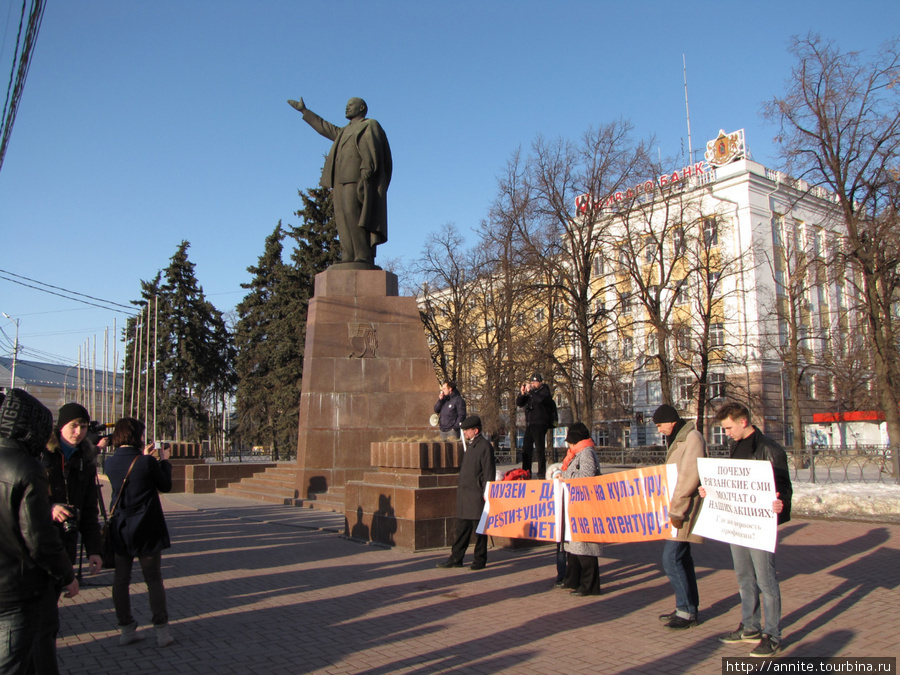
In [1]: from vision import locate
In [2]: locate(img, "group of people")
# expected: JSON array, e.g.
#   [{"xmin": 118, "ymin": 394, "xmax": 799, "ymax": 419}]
[
  {"xmin": 435, "ymin": 373, "xmax": 558, "ymax": 479},
  {"xmin": 434, "ymin": 390, "xmax": 793, "ymax": 659},
  {"xmin": 0, "ymin": 389, "xmax": 175, "ymax": 673}
]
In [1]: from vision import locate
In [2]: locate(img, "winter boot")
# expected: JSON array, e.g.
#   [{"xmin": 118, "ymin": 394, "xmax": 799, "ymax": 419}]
[
  {"xmin": 155, "ymin": 623, "xmax": 174, "ymax": 647},
  {"xmin": 119, "ymin": 620, "xmax": 144, "ymax": 646}
]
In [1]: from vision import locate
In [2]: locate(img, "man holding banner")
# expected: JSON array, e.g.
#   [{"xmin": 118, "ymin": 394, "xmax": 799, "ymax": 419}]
[
  {"xmin": 653, "ymin": 404, "xmax": 706, "ymax": 631},
  {"xmin": 436, "ymin": 416, "xmax": 496, "ymax": 571},
  {"xmin": 711, "ymin": 402, "xmax": 792, "ymax": 658}
]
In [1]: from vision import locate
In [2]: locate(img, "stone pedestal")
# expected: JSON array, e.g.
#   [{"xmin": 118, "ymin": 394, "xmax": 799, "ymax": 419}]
[
  {"xmin": 345, "ymin": 440, "xmax": 462, "ymax": 550},
  {"xmin": 294, "ymin": 269, "xmax": 439, "ymax": 501}
]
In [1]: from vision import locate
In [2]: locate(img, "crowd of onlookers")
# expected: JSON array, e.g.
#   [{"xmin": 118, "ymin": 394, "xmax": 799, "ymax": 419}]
[{"xmin": 0, "ymin": 389, "xmax": 175, "ymax": 674}]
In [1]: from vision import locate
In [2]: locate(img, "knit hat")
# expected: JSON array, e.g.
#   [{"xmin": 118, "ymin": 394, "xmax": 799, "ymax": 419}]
[
  {"xmin": 56, "ymin": 402, "xmax": 90, "ymax": 430},
  {"xmin": 530, "ymin": 373, "xmax": 543, "ymax": 382},
  {"xmin": 0, "ymin": 388, "xmax": 53, "ymax": 456},
  {"xmin": 565, "ymin": 422, "xmax": 591, "ymax": 444},
  {"xmin": 652, "ymin": 404, "xmax": 681, "ymax": 424},
  {"xmin": 459, "ymin": 415, "xmax": 482, "ymax": 430}
]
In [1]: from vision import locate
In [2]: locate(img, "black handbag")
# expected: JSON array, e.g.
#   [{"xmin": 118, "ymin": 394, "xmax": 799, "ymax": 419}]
[{"xmin": 100, "ymin": 457, "xmax": 139, "ymax": 569}]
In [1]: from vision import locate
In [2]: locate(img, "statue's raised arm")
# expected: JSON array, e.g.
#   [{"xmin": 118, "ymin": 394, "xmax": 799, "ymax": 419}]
[{"xmin": 289, "ymin": 96, "xmax": 392, "ymax": 269}]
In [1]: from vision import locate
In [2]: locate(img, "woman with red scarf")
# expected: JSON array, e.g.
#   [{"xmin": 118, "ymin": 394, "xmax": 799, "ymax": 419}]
[{"xmin": 559, "ymin": 422, "xmax": 603, "ymax": 596}]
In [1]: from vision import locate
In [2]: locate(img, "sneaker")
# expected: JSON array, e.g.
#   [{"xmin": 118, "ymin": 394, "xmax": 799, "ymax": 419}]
[
  {"xmin": 719, "ymin": 624, "xmax": 762, "ymax": 644},
  {"xmin": 749, "ymin": 635, "xmax": 781, "ymax": 657},
  {"xmin": 664, "ymin": 616, "xmax": 698, "ymax": 630},
  {"xmin": 658, "ymin": 611, "xmax": 677, "ymax": 622}
]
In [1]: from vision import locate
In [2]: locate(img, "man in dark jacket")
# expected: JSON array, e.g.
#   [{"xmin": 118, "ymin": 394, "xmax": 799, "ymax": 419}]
[
  {"xmin": 33, "ymin": 402, "xmax": 102, "ymax": 672},
  {"xmin": 713, "ymin": 402, "xmax": 792, "ymax": 658},
  {"xmin": 436, "ymin": 415, "xmax": 496, "ymax": 570},
  {"xmin": 516, "ymin": 373, "xmax": 554, "ymax": 478},
  {"xmin": 0, "ymin": 389, "xmax": 78, "ymax": 673},
  {"xmin": 434, "ymin": 380, "xmax": 466, "ymax": 441}
]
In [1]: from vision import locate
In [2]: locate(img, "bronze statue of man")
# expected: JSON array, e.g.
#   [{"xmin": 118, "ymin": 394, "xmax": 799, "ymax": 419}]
[{"xmin": 288, "ymin": 97, "xmax": 392, "ymax": 267}]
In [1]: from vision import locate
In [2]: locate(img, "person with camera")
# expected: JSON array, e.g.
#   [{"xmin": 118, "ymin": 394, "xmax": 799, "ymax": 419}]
[
  {"xmin": 104, "ymin": 418, "xmax": 174, "ymax": 647},
  {"xmin": 434, "ymin": 380, "xmax": 467, "ymax": 441},
  {"xmin": 33, "ymin": 402, "xmax": 102, "ymax": 673},
  {"xmin": 515, "ymin": 373, "xmax": 555, "ymax": 479}
]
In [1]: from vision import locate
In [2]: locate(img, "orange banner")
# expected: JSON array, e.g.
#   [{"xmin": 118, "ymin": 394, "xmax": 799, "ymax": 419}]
[
  {"xmin": 478, "ymin": 480, "xmax": 561, "ymax": 542},
  {"xmin": 565, "ymin": 465, "xmax": 672, "ymax": 543}
]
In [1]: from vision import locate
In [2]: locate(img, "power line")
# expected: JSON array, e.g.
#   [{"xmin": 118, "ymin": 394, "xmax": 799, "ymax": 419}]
[
  {"xmin": 0, "ymin": 0, "xmax": 44, "ymax": 173},
  {"xmin": 0, "ymin": 268, "xmax": 137, "ymax": 313}
]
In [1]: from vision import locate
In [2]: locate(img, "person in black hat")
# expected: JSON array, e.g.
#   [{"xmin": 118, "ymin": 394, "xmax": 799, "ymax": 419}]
[
  {"xmin": 33, "ymin": 402, "xmax": 103, "ymax": 672},
  {"xmin": 652, "ymin": 404, "xmax": 706, "ymax": 631},
  {"xmin": 558, "ymin": 422, "xmax": 603, "ymax": 596},
  {"xmin": 436, "ymin": 415, "xmax": 496, "ymax": 570},
  {"xmin": 516, "ymin": 373, "xmax": 555, "ymax": 478}
]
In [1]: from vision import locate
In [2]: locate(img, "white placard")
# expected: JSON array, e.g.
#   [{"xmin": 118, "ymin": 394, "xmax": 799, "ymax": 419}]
[{"xmin": 692, "ymin": 458, "xmax": 779, "ymax": 553}]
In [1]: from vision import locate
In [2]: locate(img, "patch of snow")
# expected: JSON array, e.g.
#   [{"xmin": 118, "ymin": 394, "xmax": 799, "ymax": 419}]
[{"xmin": 792, "ymin": 482, "xmax": 900, "ymax": 518}]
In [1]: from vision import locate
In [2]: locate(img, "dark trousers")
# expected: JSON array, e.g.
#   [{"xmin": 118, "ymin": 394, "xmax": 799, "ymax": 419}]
[
  {"xmin": 0, "ymin": 590, "xmax": 44, "ymax": 675},
  {"xmin": 563, "ymin": 553, "xmax": 601, "ymax": 595},
  {"xmin": 662, "ymin": 540, "xmax": 699, "ymax": 616},
  {"xmin": 522, "ymin": 424, "xmax": 549, "ymax": 477},
  {"xmin": 448, "ymin": 518, "xmax": 487, "ymax": 567},
  {"xmin": 26, "ymin": 585, "xmax": 59, "ymax": 675},
  {"xmin": 113, "ymin": 551, "xmax": 169, "ymax": 626}
]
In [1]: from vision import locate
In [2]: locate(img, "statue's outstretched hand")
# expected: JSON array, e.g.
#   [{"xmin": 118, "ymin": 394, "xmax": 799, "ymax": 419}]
[{"xmin": 287, "ymin": 98, "xmax": 306, "ymax": 112}]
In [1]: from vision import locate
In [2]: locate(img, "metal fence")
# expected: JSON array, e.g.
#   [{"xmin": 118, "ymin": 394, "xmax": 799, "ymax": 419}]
[{"xmin": 593, "ymin": 445, "xmax": 897, "ymax": 485}]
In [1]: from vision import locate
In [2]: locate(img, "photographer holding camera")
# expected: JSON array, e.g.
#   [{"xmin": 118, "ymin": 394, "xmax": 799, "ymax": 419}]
[{"xmin": 35, "ymin": 402, "xmax": 103, "ymax": 673}]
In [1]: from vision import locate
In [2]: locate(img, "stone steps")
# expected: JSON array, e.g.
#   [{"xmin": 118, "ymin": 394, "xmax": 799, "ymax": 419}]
[{"xmin": 217, "ymin": 464, "xmax": 345, "ymax": 512}]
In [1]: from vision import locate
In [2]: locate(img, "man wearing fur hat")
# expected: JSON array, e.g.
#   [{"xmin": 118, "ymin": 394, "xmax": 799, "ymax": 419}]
[
  {"xmin": 33, "ymin": 402, "xmax": 102, "ymax": 672},
  {"xmin": 0, "ymin": 390, "xmax": 78, "ymax": 672},
  {"xmin": 436, "ymin": 415, "xmax": 496, "ymax": 571},
  {"xmin": 653, "ymin": 404, "xmax": 707, "ymax": 630}
]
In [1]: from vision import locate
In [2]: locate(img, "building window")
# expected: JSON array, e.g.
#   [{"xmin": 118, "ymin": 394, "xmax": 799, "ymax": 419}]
[
  {"xmin": 592, "ymin": 255, "xmax": 604, "ymax": 277},
  {"xmin": 594, "ymin": 427, "xmax": 610, "ymax": 446},
  {"xmin": 710, "ymin": 322, "xmax": 725, "ymax": 348},
  {"xmin": 619, "ymin": 292, "xmax": 632, "ymax": 315},
  {"xmin": 709, "ymin": 372, "xmax": 726, "ymax": 399},
  {"xmin": 647, "ymin": 380, "xmax": 662, "ymax": 405},
  {"xmin": 595, "ymin": 299, "xmax": 606, "ymax": 316},
  {"xmin": 675, "ymin": 325, "xmax": 691, "ymax": 352},
  {"xmin": 813, "ymin": 374, "xmax": 833, "ymax": 400},
  {"xmin": 703, "ymin": 216, "xmax": 719, "ymax": 246},
  {"xmin": 621, "ymin": 386, "xmax": 633, "ymax": 408},
  {"xmin": 672, "ymin": 227, "xmax": 686, "ymax": 256},
  {"xmin": 674, "ymin": 281, "xmax": 689, "ymax": 305},
  {"xmin": 647, "ymin": 331, "xmax": 658, "ymax": 354},
  {"xmin": 622, "ymin": 336, "xmax": 633, "ymax": 360},
  {"xmin": 711, "ymin": 425, "xmax": 727, "ymax": 447},
  {"xmin": 677, "ymin": 376, "xmax": 693, "ymax": 402},
  {"xmin": 535, "ymin": 308, "xmax": 545, "ymax": 322}
]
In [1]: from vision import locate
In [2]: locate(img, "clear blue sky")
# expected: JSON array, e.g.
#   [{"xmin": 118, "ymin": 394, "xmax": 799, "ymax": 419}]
[{"xmin": 0, "ymin": 0, "xmax": 897, "ymax": 369}]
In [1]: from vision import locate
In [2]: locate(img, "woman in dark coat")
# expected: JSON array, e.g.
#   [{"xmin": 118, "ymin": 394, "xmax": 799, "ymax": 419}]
[{"xmin": 104, "ymin": 417, "xmax": 174, "ymax": 647}]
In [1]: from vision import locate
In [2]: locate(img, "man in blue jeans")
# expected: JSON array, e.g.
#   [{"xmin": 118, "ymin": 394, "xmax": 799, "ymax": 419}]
[
  {"xmin": 653, "ymin": 404, "xmax": 706, "ymax": 630},
  {"xmin": 711, "ymin": 402, "xmax": 793, "ymax": 658}
]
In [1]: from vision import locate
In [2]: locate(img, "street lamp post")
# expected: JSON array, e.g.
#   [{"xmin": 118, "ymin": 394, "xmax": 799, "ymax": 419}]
[{"xmin": 2, "ymin": 313, "xmax": 19, "ymax": 389}]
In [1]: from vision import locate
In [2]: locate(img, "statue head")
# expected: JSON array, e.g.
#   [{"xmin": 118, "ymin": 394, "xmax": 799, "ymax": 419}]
[{"xmin": 345, "ymin": 97, "xmax": 368, "ymax": 120}]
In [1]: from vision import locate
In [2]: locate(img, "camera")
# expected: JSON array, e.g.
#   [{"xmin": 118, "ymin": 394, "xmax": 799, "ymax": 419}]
[{"xmin": 62, "ymin": 505, "xmax": 80, "ymax": 534}]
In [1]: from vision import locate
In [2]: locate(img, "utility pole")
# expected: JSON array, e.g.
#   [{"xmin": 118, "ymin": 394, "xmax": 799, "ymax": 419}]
[{"xmin": 2, "ymin": 313, "xmax": 19, "ymax": 388}]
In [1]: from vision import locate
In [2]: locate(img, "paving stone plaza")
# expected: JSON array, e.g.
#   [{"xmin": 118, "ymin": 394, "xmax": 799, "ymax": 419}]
[{"xmin": 56, "ymin": 489, "xmax": 899, "ymax": 674}]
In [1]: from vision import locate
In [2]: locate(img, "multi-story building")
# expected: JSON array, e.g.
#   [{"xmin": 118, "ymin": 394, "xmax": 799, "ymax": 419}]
[{"xmin": 419, "ymin": 129, "xmax": 871, "ymax": 451}]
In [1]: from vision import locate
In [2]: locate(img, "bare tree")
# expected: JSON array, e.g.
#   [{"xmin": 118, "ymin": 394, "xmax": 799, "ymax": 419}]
[
  {"xmin": 766, "ymin": 33, "xmax": 900, "ymax": 479},
  {"xmin": 496, "ymin": 123, "xmax": 651, "ymax": 425},
  {"xmin": 413, "ymin": 225, "xmax": 477, "ymax": 385}
]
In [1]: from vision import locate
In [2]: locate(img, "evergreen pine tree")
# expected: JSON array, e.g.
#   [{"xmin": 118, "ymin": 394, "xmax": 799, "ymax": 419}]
[{"xmin": 126, "ymin": 241, "xmax": 234, "ymax": 442}]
